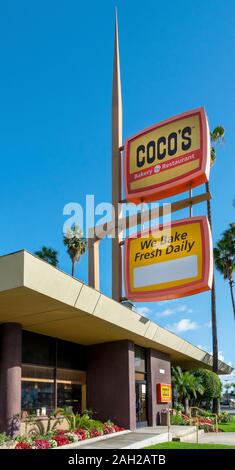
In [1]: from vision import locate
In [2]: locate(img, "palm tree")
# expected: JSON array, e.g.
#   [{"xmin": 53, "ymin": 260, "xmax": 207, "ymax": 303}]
[
  {"xmin": 35, "ymin": 246, "xmax": 59, "ymax": 267},
  {"xmin": 206, "ymin": 125, "xmax": 225, "ymax": 414},
  {"xmin": 214, "ymin": 223, "xmax": 235, "ymax": 319},
  {"xmin": 171, "ymin": 366, "xmax": 204, "ymax": 415},
  {"xmin": 63, "ymin": 224, "xmax": 87, "ymax": 277}
]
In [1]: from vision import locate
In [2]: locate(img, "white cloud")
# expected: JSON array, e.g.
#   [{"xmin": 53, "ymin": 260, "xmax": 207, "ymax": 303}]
[
  {"xmin": 136, "ymin": 306, "xmax": 151, "ymax": 317},
  {"xmin": 204, "ymin": 321, "xmax": 212, "ymax": 328},
  {"xmin": 208, "ymin": 350, "xmax": 225, "ymax": 362},
  {"xmin": 157, "ymin": 308, "xmax": 175, "ymax": 318},
  {"xmin": 156, "ymin": 304, "xmax": 193, "ymax": 318},
  {"xmin": 166, "ymin": 318, "xmax": 200, "ymax": 333},
  {"xmin": 218, "ymin": 351, "xmax": 225, "ymax": 362}
]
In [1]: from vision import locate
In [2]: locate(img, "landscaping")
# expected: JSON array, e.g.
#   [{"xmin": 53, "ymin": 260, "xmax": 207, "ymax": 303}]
[
  {"xmin": 218, "ymin": 416, "xmax": 235, "ymax": 432},
  {"xmin": 0, "ymin": 411, "xmax": 125, "ymax": 450}
]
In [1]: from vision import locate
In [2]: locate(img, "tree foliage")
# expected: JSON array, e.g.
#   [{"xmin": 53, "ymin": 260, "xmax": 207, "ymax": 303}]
[
  {"xmin": 35, "ymin": 246, "xmax": 59, "ymax": 267},
  {"xmin": 214, "ymin": 223, "xmax": 235, "ymax": 319},
  {"xmin": 210, "ymin": 126, "xmax": 225, "ymax": 165},
  {"xmin": 172, "ymin": 366, "xmax": 204, "ymax": 401},
  {"xmin": 192, "ymin": 369, "xmax": 222, "ymax": 403},
  {"xmin": 63, "ymin": 224, "xmax": 87, "ymax": 276}
]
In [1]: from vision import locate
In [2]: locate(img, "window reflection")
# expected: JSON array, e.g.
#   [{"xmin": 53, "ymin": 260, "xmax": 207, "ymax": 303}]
[
  {"xmin": 22, "ymin": 381, "xmax": 54, "ymax": 413},
  {"xmin": 57, "ymin": 383, "xmax": 82, "ymax": 414}
]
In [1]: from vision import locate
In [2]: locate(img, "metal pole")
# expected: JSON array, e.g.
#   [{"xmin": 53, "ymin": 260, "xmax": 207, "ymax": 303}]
[{"xmin": 112, "ymin": 10, "xmax": 123, "ymax": 301}]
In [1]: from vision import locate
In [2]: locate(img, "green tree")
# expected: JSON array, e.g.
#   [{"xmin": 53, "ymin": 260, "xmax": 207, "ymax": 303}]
[
  {"xmin": 214, "ymin": 223, "xmax": 235, "ymax": 319},
  {"xmin": 35, "ymin": 246, "xmax": 59, "ymax": 267},
  {"xmin": 192, "ymin": 369, "xmax": 222, "ymax": 409},
  {"xmin": 206, "ymin": 125, "xmax": 225, "ymax": 414},
  {"xmin": 63, "ymin": 224, "xmax": 87, "ymax": 277},
  {"xmin": 172, "ymin": 366, "xmax": 204, "ymax": 415}
]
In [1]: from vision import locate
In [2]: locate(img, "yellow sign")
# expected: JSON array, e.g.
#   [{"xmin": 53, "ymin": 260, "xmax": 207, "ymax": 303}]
[
  {"xmin": 124, "ymin": 108, "xmax": 210, "ymax": 202},
  {"xmin": 157, "ymin": 384, "xmax": 172, "ymax": 403},
  {"xmin": 124, "ymin": 216, "xmax": 212, "ymax": 301}
]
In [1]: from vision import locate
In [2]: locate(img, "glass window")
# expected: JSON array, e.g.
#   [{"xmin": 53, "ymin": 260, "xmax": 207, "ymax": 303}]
[
  {"xmin": 22, "ymin": 331, "xmax": 55, "ymax": 366},
  {"xmin": 57, "ymin": 383, "xmax": 82, "ymax": 414},
  {"xmin": 22, "ymin": 364, "xmax": 54, "ymax": 380},
  {"xmin": 134, "ymin": 346, "xmax": 146, "ymax": 373},
  {"xmin": 21, "ymin": 381, "xmax": 54, "ymax": 413},
  {"xmin": 21, "ymin": 364, "xmax": 86, "ymax": 414},
  {"xmin": 57, "ymin": 339, "xmax": 87, "ymax": 371}
]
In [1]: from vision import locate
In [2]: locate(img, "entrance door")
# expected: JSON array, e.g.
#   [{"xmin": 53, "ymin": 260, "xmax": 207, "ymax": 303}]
[{"xmin": 135, "ymin": 380, "xmax": 148, "ymax": 427}]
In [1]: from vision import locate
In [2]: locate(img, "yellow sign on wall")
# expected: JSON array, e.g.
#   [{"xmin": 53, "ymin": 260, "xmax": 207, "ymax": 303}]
[
  {"xmin": 124, "ymin": 108, "xmax": 210, "ymax": 202},
  {"xmin": 157, "ymin": 384, "xmax": 172, "ymax": 403},
  {"xmin": 124, "ymin": 216, "xmax": 213, "ymax": 301}
]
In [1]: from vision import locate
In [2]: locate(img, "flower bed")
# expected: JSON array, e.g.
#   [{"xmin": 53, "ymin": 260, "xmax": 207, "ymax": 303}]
[
  {"xmin": 14, "ymin": 422, "xmax": 125, "ymax": 449},
  {"xmin": 181, "ymin": 414, "xmax": 216, "ymax": 432}
]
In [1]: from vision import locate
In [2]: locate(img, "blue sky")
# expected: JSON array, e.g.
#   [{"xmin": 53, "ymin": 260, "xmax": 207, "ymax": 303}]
[{"xmin": 0, "ymin": 1, "xmax": 234, "ymax": 374}]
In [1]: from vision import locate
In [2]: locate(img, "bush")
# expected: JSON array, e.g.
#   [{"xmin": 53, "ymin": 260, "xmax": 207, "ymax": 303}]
[
  {"xmin": 194, "ymin": 408, "xmax": 213, "ymax": 418},
  {"xmin": 170, "ymin": 414, "xmax": 185, "ymax": 425},
  {"xmin": 14, "ymin": 417, "xmax": 125, "ymax": 449},
  {"xmin": 192, "ymin": 369, "xmax": 222, "ymax": 403},
  {"xmin": 0, "ymin": 433, "xmax": 10, "ymax": 446},
  {"xmin": 218, "ymin": 412, "xmax": 231, "ymax": 423},
  {"xmin": 173, "ymin": 403, "xmax": 184, "ymax": 413}
]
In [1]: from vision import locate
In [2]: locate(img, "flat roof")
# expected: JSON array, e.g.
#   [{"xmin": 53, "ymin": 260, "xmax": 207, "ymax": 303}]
[{"xmin": 0, "ymin": 250, "xmax": 232, "ymax": 374}]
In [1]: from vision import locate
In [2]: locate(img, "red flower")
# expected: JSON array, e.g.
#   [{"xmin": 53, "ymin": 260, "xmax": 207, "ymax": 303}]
[
  {"xmin": 54, "ymin": 435, "xmax": 70, "ymax": 446},
  {"xmin": 89, "ymin": 429, "xmax": 101, "ymax": 438},
  {"xmin": 34, "ymin": 439, "xmax": 51, "ymax": 449},
  {"xmin": 103, "ymin": 425, "xmax": 113, "ymax": 434},
  {"xmin": 15, "ymin": 442, "xmax": 32, "ymax": 449},
  {"xmin": 74, "ymin": 429, "xmax": 89, "ymax": 440},
  {"xmin": 113, "ymin": 425, "xmax": 125, "ymax": 432}
]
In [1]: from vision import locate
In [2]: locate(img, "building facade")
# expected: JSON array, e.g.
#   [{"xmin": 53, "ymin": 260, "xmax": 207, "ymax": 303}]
[{"xmin": 0, "ymin": 251, "xmax": 232, "ymax": 434}]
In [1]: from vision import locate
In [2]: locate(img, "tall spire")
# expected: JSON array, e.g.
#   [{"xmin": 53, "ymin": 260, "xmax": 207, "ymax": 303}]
[
  {"xmin": 112, "ymin": 10, "xmax": 123, "ymax": 301},
  {"xmin": 112, "ymin": 9, "xmax": 122, "ymax": 147}
]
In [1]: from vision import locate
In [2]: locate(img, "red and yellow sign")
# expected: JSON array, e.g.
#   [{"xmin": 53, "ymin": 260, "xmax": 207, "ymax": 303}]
[
  {"xmin": 124, "ymin": 216, "xmax": 213, "ymax": 301},
  {"xmin": 157, "ymin": 384, "xmax": 172, "ymax": 403},
  {"xmin": 124, "ymin": 108, "xmax": 210, "ymax": 202}
]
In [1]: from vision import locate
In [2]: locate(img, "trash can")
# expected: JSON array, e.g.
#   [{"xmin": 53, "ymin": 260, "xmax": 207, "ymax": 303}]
[{"xmin": 160, "ymin": 409, "xmax": 170, "ymax": 426}]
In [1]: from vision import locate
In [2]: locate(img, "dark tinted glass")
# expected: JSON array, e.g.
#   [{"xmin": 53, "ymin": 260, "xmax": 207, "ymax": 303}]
[
  {"xmin": 22, "ymin": 331, "xmax": 55, "ymax": 366},
  {"xmin": 57, "ymin": 339, "xmax": 86, "ymax": 371}
]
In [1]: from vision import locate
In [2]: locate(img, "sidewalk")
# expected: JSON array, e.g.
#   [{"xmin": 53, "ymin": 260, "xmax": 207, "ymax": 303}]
[{"xmin": 188, "ymin": 432, "xmax": 235, "ymax": 446}]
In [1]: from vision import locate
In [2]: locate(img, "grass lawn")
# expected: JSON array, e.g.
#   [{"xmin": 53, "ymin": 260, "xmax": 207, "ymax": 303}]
[
  {"xmin": 218, "ymin": 420, "xmax": 235, "ymax": 432},
  {"xmin": 146, "ymin": 442, "xmax": 235, "ymax": 449}
]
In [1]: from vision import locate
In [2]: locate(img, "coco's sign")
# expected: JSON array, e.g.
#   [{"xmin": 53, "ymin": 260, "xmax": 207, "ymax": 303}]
[
  {"xmin": 124, "ymin": 216, "xmax": 213, "ymax": 302},
  {"xmin": 124, "ymin": 108, "xmax": 210, "ymax": 202}
]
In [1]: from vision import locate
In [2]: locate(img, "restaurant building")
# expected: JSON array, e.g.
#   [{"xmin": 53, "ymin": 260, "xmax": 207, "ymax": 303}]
[{"xmin": 0, "ymin": 250, "xmax": 232, "ymax": 434}]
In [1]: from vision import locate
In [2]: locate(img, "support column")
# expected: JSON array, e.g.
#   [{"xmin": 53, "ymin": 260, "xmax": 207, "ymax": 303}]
[
  {"xmin": 86, "ymin": 340, "xmax": 136, "ymax": 430},
  {"xmin": 146, "ymin": 349, "xmax": 171, "ymax": 426},
  {"xmin": 0, "ymin": 323, "xmax": 22, "ymax": 436}
]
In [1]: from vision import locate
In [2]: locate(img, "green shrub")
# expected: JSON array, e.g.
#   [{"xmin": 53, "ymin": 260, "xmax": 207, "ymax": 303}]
[
  {"xmin": 0, "ymin": 433, "xmax": 10, "ymax": 446},
  {"xmin": 174, "ymin": 403, "xmax": 184, "ymax": 413},
  {"xmin": 195, "ymin": 408, "xmax": 213, "ymax": 417},
  {"xmin": 218, "ymin": 412, "xmax": 231, "ymax": 423},
  {"xmin": 170, "ymin": 414, "xmax": 185, "ymax": 425}
]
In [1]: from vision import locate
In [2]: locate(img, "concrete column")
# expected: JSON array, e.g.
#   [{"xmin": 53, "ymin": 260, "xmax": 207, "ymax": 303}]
[
  {"xmin": 146, "ymin": 349, "xmax": 171, "ymax": 426},
  {"xmin": 0, "ymin": 323, "xmax": 22, "ymax": 436},
  {"xmin": 86, "ymin": 340, "xmax": 136, "ymax": 430}
]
